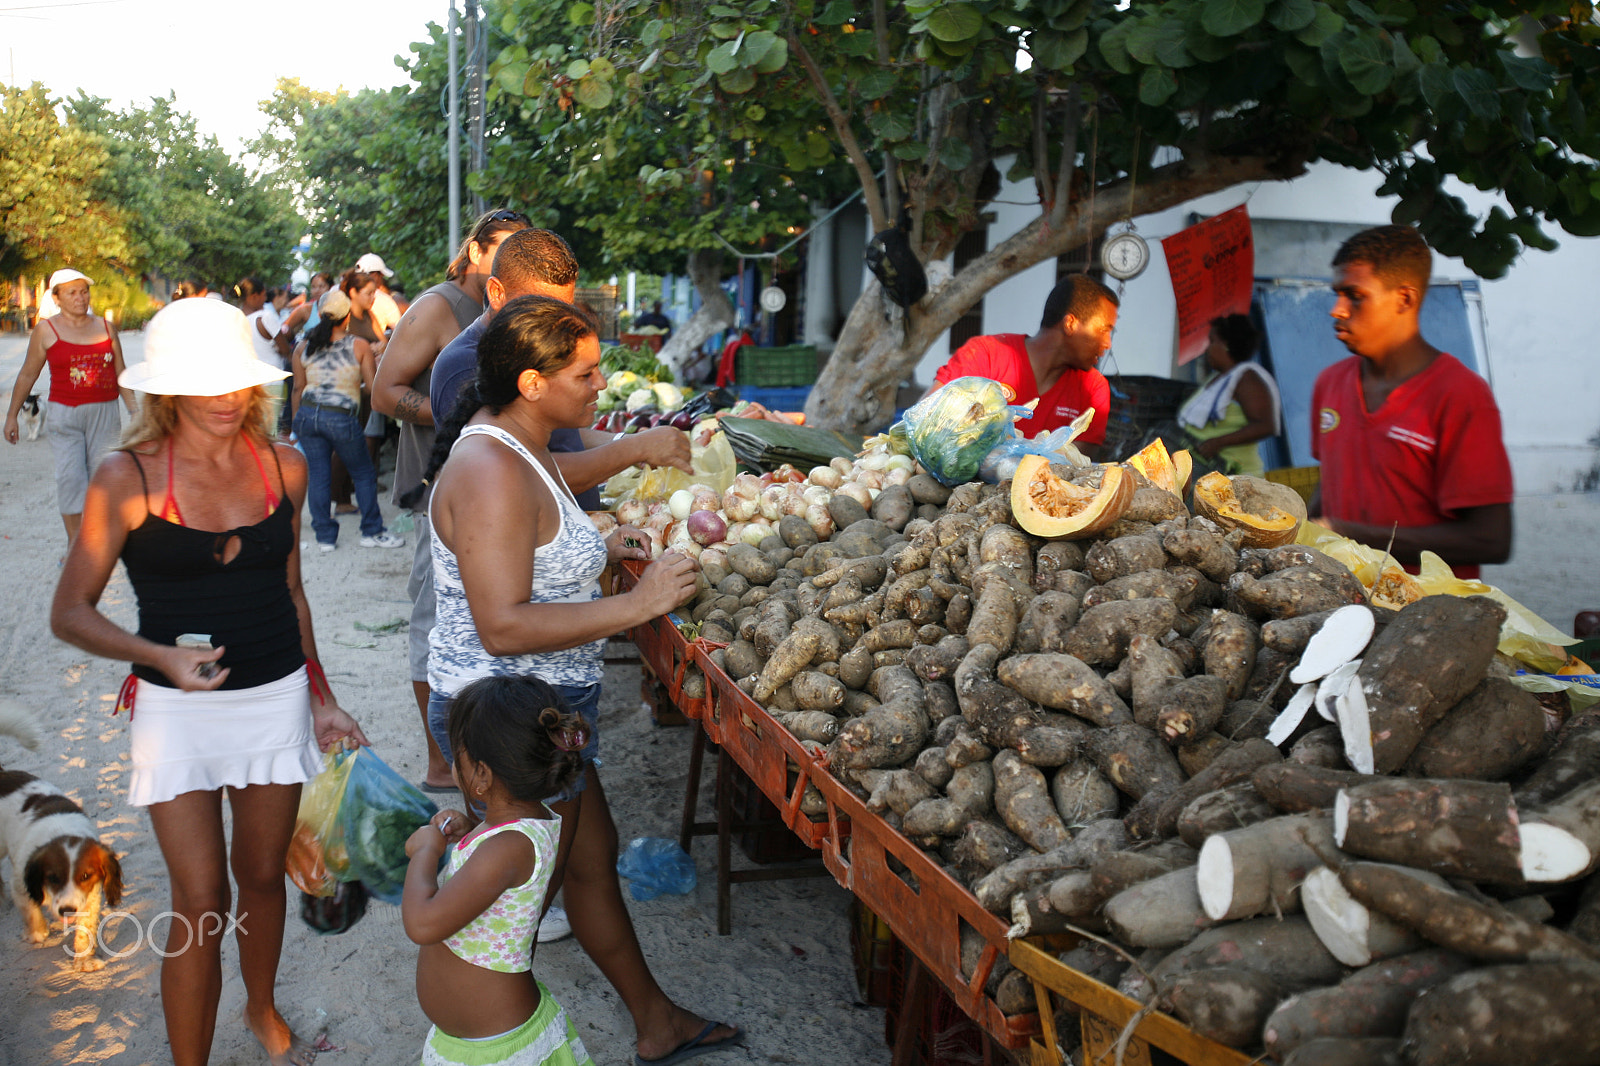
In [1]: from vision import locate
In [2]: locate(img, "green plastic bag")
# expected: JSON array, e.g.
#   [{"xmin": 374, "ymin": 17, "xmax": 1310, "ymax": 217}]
[{"xmin": 334, "ymin": 747, "xmax": 437, "ymax": 905}]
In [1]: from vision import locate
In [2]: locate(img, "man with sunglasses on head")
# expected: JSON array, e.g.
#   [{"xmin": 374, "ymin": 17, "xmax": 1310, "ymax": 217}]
[{"xmin": 373, "ymin": 209, "xmax": 532, "ymax": 793}]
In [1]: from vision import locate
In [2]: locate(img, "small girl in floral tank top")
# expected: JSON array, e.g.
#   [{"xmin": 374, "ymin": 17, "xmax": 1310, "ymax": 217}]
[{"xmin": 403, "ymin": 677, "xmax": 592, "ymax": 1066}]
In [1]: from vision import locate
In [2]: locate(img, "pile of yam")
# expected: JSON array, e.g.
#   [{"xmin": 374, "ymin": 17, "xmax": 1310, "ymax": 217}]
[{"xmin": 682, "ymin": 467, "xmax": 1599, "ymax": 1065}]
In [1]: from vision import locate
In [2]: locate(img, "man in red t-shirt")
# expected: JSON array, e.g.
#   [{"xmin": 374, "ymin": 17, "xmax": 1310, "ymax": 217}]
[
  {"xmin": 1309, "ymin": 225, "xmax": 1513, "ymax": 579},
  {"xmin": 929, "ymin": 274, "xmax": 1117, "ymax": 458}
]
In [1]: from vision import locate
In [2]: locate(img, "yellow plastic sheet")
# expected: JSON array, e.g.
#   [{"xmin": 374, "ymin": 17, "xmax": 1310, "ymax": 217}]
[
  {"xmin": 1295, "ymin": 523, "xmax": 1577, "ymax": 672},
  {"xmin": 603, "ymin": 430, "xmax": 737, "ymax": 504}
]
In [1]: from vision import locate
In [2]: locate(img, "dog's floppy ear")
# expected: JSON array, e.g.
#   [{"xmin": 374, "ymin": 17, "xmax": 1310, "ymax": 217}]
[
  {"xmin": 98, "ymin": 845, "xmax": 124, "ymax": 908},
  {"xmin": 23, "ymin": 848, "xmax": 55, "ymax": 904}
]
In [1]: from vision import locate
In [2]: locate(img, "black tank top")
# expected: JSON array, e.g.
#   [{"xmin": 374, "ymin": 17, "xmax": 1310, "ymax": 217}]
[{"xmin": 122, "ymin": 447, "xmax": 304, "ymax": 690}]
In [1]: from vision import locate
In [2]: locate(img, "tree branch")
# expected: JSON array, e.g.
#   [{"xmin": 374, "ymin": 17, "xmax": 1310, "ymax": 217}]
[
  {"xmin": 789, "ymin": 33, "xmax": 890, "ymax": 233},
  {"xmin": 1032, "ymin": 82, "xmax": 1052, "ymax": 216},
  {"xmin": 1049, "ymin": 84, "xmax": 1082, "ymax": 231}
]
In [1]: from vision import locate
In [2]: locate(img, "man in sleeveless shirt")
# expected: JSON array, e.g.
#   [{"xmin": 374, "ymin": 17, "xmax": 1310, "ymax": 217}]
[{"xmin": 374, "ymin": 211, "xmax": 531, "ymax": 792}]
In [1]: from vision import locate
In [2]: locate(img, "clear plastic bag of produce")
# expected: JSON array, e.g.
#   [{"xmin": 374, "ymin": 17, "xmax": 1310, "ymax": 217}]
[
  {"xmin": 901, "ymin": 376, "xmax": 1036, "ymax": 486},
  {"xmin": 285, "ymin": 747, "xmax": 356, "ymax": 897},
  {"xmin": 615, "ymin": 837, "xmax": 697, "ymax": 900},
  {"xmin": 323, "ymin": 747, "xmax": 437, "ymax": 905},
  {"xmin": 977, "ymin": 407, "xmax": 1097, "ymax": 483},
  {"xmin": 604, "ymin": 430, "xmax": 737, "ymax": 503}
]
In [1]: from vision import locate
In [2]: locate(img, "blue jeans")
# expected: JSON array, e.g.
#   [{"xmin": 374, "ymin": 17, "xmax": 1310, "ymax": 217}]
[
  {"xmin": 294, "ymin": 404, "xmax": 385, "ymax": 544},
  {"xmin": 429, "ymin": 682, "xmax": 601, "ymax": 803}
]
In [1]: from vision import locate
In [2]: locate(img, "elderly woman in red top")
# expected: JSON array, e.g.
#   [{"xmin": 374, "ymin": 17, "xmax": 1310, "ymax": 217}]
[{"xmin": 4, "ymin": 268, "xmax": 137, "ymax": 542}]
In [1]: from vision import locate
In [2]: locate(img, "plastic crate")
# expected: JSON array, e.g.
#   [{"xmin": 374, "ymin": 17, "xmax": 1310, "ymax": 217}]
[
  {"xmin": 735, "ymin": 385, "xmax": 813, "ymax": 412},
  {"xmin": 735, "ymin": 344, "xmax": 819, "ymax": 387},
  {"xmin": 851, "ymin": 899, "xmax": 902, "ymax": 1008},
  {"xmin": 615, "ymin": 562, "xmax": 709, "ymax": 725},
  {"xmin": 729, "ymin": 760, "xmax": 816, "ymax": 864},
  {"xmin": 1010, "ymin": 937, "xmax": 1259, "ymax": 1066},
  {"xmin": 1265, "ymin": 464, "xmax": 1321, "ymax": 506},
  {"xmin": 1102, "ymin": 374, "xmax": 1195, "ymax": 461}
]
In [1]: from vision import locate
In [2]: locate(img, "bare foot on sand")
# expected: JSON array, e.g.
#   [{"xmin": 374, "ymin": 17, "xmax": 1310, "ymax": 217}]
[
  {"xmin": 246, "ymin": 1003, "xmax": 317, "ymax": 1066},
  {"xmin": 636, "ymin": 1007, "xmax": 741, "ymax": 1064}
]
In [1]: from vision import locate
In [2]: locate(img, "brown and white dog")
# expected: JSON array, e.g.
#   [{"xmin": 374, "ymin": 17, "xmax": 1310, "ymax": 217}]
[{"xmin": 0, "ymin": 702, "xmax": 123, "ymax": 971}]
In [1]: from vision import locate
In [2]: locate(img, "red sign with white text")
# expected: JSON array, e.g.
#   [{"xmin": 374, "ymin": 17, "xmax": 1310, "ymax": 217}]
[{"xmin": 1161, "ymin": 204, "xmax": 1254, "ymax": 365}]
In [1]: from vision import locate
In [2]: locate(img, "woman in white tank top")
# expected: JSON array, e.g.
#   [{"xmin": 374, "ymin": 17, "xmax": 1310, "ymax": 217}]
[{"xmin": 424, "ymin": 296, "xmax": 742, "ymax": 1064}]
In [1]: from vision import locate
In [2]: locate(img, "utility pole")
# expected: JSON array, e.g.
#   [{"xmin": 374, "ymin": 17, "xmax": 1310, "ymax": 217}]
[
  {"xmin": 463, "ymin": 0, "xmax": 487, "ymax": 218},
  {"xmin": 447, "ymin": 0, "xmax": 460, "ymax": 255}
]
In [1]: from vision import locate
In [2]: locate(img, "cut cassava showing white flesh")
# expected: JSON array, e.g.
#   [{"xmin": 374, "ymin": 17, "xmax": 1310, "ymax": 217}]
[
  {"xmin": 1267, "ymin": 682, "xmax": 1320, "ymax": 746},
  {"xmin": 1289, "ymin": 605, "xmax": 1376, "ymax": 685},
  {"xmin": 1315, "ymin": 658, "xmax": 1361, "ymax": 724},
  {"xmin": 1196, "ymin": 812, "xmax": 1337, "ymax": 921},
  {"xmin": 1302, "ymin": 865, "xmax": 1429, "ymax": 967},
  {"xmin": 1333, "ymin": 669, "xmax": 1375, "ymax": 774},
  {"xmin": 1519, "ymin": 779, "xmax": 1600, "ymax": 883}
]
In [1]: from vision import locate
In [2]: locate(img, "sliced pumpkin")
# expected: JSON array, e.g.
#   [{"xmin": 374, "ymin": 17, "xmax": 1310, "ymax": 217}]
[
  {"xmin": 1127, "ymin": 438, "xmax": 1181, "ymax": 495},
  {"xmin": 1192, "ymin": 472, "xmax": 1307, "ymax": 548},
  {"xmin": 1172, "ymin": 450, "xmax": 1193, "ymax": 495},
  {"xmin": 1368, "ymin": 565, "xmax": 1423, "ymax": 610},
  {"xmin": 1012, "ymin": 455, "xmax": 1135, "ymax": 540}
]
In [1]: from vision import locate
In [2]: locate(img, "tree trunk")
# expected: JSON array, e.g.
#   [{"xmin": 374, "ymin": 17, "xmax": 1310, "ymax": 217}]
[
  {"xmin": 659, "ymin": 246, "xmax": 735, "ymax": 382},
  {"xmin": 805, "ymin": 154, "xmax": 1301, "ymax": 434}
]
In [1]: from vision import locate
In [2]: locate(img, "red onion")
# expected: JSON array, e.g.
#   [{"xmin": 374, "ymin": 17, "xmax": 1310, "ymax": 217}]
[{"xmin": 686, "ymin": 509, "xmax": 727, "ymax": 546}]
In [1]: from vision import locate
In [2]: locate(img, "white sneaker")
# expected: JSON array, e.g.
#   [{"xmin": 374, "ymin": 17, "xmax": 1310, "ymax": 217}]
[
  {"xmin": 360, "ymin": 532, "xmax": 405, "ymax": 549},
  {"xmin": 537, "ymin": 905, "xmax": 572, "ymax": 943},
  {"xmin": 317, "ymin": 542, "xmax": 336, "ymax": 553}
]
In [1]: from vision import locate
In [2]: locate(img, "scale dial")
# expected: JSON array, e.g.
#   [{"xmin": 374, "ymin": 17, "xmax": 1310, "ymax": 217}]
[{"xmin": 1101, "ymin": 230, "xmax": 1150, "ymax": 281}]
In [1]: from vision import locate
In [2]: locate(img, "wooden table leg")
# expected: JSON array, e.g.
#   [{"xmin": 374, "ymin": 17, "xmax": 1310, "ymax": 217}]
[
  {"xmin": 716, "ymin": 746, "xmax": 733, "ymax": 936},
  {"xmin": 891, "ymin": 954, "xmax": 928, "ymax": 1066},
  {"xmin": 678, "ymin": 726, "xmax": 706, "ymax": 853}
]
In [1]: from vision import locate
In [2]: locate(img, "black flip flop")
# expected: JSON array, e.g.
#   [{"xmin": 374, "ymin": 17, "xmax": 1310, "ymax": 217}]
[
  {"xmin": 634, "ymin": 1022, "xmax": 743, "ymax": 1066},
  {"xmin": 417, "ymin": 781, "xmax": 458, "ymax": 795}
]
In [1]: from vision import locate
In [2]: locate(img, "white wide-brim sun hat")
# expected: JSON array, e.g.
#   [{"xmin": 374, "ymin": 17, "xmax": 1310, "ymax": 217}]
[{"xmin": 119, "ymin": 299, "xmax": 291, "ymax": 396}]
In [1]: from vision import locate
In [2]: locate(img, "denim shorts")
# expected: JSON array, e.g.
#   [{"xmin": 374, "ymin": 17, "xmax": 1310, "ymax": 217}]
[{"xmin": 428, "ymin": 682, "xmax": 601, "ymax": 804}]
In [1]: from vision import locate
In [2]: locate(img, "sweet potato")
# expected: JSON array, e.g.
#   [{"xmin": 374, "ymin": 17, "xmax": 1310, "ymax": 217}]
[
  {"xmin": 1202, "ymin": 609, "xmax": 1258, "ymax": 700},
  {"xmin": 993, "ymin": 750, "xmax": 1071, "ymax": 852},
  {"xmin": 1013, "ymin": 591, "xmax": 1081, "ymax": 654},
  {"xmin": 1177, "ymin": 783, "xmax": 1280, "ymax": 849},
  {"xmin": 953, "ymin": 644, "xmax": 1043, "ymax": 744},
  {"xmin": 1227, "ymin": 562, "xmax": 1368, "ymax": 620},
  {"xmin": 836, "ymin": 645, "xmax": 873, "ymax": 690},
  {"xmin": 1153, "ymin": 738, "xmax": 1281, "ymax": 839},
  {"xmin": 775, "ymin": 710, "xmax": 840, "ymax": 744},
  {"xmin": 1402, "ymin": 961, "xmax": 1600, "ymax": 1066},
  {"xmin": 1085, "ymin": 533, "xmax": 1167, "ymax": 584},
  {"xmin": 963, "ymin": 579, "xmax": 1022, "ymax": 654},
  {"xmin": 1515, "ymin": 711, "xmax": 1600, "ymax": 807},
  {"xmin": 1340, "ymin": 594, "xmax": 1506, "ymax": 773},
  {"xmin": 1009, "ymin": 712, "xmax": 1089, "ymax": 767},
  {"xmin": 1126, "ymin": 633, "xmax": 1185, "ymax": 728},
  {"xmin": 906, "ymin": 472, "xmax": 951, "ymax": 506},
  {"xmin": 1338, "ymin": 861, "xmax": 1600, "ymax": 963},
  {"xmin": 1262, "ymin": 949, "xmax": 1471, "ymax": 1059},
  {"xmin": 1103, "ymin": 866, "xmax": 1216, "ymax": 949},
  {"xmin": 952, "ymin": 819, "xmax": 1027, "ymax": 876},
  {"xmin": 914, "ymin": 746, "xmax": 954, "ymax": 789},
  {"xmin": 978, "ymin": 523, "xmax": 1033, "ymax": 583},
  {"xmin": 901, "ymin": 761, "xmax": 995, "ymax": 838},
  {"xmin": 942, "ymin": 590, "xmax": 972, "ymax": 635},
  {"xmin": 726, "ymin": 542, "xmax": 778, "ymax": 585},
  {"xmin": 1403, "ymin": 677, "xmax": 1545, "ymax": 780},
  {"xmin": 1333, "ymin": 778, "xmax": 1523, "ymax": 883},
  {"xmin": 722, "ymin": 639, "xmax": 764, "ymax": 681},
  {"xmin": 972, "ymin": 819, "xmax": 1128, "ymax": 914},
  {"xmin": 943, "ymin": 721, "xmax": 993, "ymax": 768},
  {"xmin": 828, "ymin": 674, "xmax": 929, "ymax": 769},
  {"xmin": 860, "ymin": 768, "xmax": 937, "ymax": 816},
  {"xmin": 1155, "ymin": 675, "xmax": 1231, "ymax": 745},
  {"xmin": 997, "ymin": 652, "xmax": 1133, "ymax": 727},
  {"xmin": 1197, "ymin": 811, "xmax": 1338, "ymax": 921},
  {"xmin": 1059, "ymin": 598, "xmax": 1179, "ymax": 666},
  {"xmin": 1082, "ymin": 567, "xmax": 1202, "ymax": 610},
  {"xmin": 1032, "ymin": 540, "xmax": 1084, "ymax": 586},
  {"xmin": 1088, "ymin": 723, "xmax": 1186, "ymax": 801},
  {"xmin": 1051, "ymin": 759, "xmax": 1121, "ymax": 826},
  {"xmin": 753, "ymin": 622, "xmax": 822, "ymax": 702},
  {"xmin": 923, "ymin": 679, "xmax": 959, "ymax": 723},
  {"xmin": 1163, "ymin": 528, "xmax": 1238, "ymax": 582},
  {"xmin": 905, "ymin": 633, "xmax": 969, "ymax": 682}
]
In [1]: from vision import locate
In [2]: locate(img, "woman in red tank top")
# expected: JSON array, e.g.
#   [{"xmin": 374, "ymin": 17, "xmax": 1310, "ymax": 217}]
[{"xmin": 4, "ymin": 269, "xmax": 135, "ymax": 542}]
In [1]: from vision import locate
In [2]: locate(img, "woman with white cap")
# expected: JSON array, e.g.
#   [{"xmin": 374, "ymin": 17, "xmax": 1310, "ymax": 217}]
[
  {"xmin": 51, "ymin": 297, "xmax": 369, "ymax": 1066},
  {"xmin": 4, "ymin": 268, "xmax": 136, "ymax": 542}
]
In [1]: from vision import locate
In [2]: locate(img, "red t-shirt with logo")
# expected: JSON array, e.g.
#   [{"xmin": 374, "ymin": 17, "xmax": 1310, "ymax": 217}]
[
  {"xmin": 1311, "ymin": 353, "xmax": 1512, "ymax": 579},
  {"xmin": 934, "ymin": 334, "xmax": 1110, "ymax": 444}
]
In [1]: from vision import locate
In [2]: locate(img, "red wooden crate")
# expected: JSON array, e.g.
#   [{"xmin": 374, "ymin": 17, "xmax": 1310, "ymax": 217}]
[
  {"xmin": 692, "ymin": 643, "xmax": 845, "ymax": 850},
  {"xmin": 616, "ymin": 561, "xmax": 709, "ymax": 724},
  {"xmin": 819, "ymin": 783, "xmax": 1041, "ymax": 1052}
]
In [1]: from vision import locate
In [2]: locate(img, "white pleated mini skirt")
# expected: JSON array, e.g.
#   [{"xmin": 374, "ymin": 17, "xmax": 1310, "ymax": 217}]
[{"xmin": 127, "ymin": 666, "xmax": 322, "ymax": 806}]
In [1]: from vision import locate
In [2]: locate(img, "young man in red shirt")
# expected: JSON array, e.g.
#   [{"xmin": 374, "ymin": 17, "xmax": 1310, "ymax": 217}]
[
  {"xmin": 929, "ymin": 273, "xmax": 1118, "ymax": 459},
  {"xmin": 1309, "ymin": 224, "xmax": 1513, "ymax": 579}
]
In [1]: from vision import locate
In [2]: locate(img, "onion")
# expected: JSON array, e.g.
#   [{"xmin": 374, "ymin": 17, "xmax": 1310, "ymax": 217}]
[
  {"xmin": 808, "ymin": 465, "xmax": 841, "ymax": 489},
  {"xmin": 886, "ymin": 454, "xmax": 915, "ymax": 472},
  {"xmin": 644, "ymin": 528, "xmax": 666, "ymax": 558},
  {"xmin": 758, "ymin": 485, "xmax": 787, "ymax": 522},
  {"xmin": 647, "ymin": 500, "xmax": 668, "ymax": 515},
  {"xmin": 589, "ymin": 511, "xmax": 618, "ymax": 534},
  {"xmin": 859, "ymin": 451, "xmax": 891, "ymax": 472},
  {"xmin": 728, "ymin": 494, "xmax": 759, "ymax": 522},
  {"xmin": 802, "ymin": 484, "xmax": 832, "ymax": 505},
  {"xmin": 885, "ymin": 467, "xmax": 911, "ymax": 486},
  {"xmin": 857, "ymin": 469, "xmax": 886, "ymax": 490},
  {"xmin": 740, "ymin": 523, "xmax": 769, "ymax": 547},
  {"xmin": 668, "ymin": 489, "xmax": 695, "ymax": 522},
  {"xmin": 732, "ymin": 472, "xmax": 764, "ymax": 496},
  {"xmin": 782, "ymin": 487, "xmax": 809, "ymax": 517},
  {"xmin": 645, "ymin": 511, "xmax": 675, "ymax": 535},
  {"xmin": 690, "ymin": 485, "xmax": 721, "ymax": 513},
  {"xmin": 699, "ymin": 546, "xmax": 727, "ymax": 573},
  {"xmin": 616, "ymin": 499, "xmax": 649, "ymax": 526},
  {"xmin": 868, "ymin": 487, "xmax": 882, "ymax": 500},
  {"xmin": 687, "ymin": 509, "xmax": 727, "ymax": 546},
  {"xmin": 667, "ymin": 522, "xmax": 699, "ymax": 556},
  {"xmin": 805, "ymin": 502, "xmax": 835, "ymax": 540},
  {"xmin": 830, "ymin": 457, "xmax": 853, "ymax": 476},
  {"xmin": 837, "ymin": 482, "xmax": 872, "ymax": 509}
]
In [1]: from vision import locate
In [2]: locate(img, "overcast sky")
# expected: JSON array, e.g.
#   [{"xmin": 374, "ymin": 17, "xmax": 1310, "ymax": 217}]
[{"xmin": 4, "ymin": 0, "xmax": 452, "ymax": 156}]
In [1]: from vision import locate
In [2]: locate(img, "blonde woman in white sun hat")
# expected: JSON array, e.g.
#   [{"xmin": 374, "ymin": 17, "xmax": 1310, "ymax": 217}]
[
  {"xmin": 4, "ymin": 267, "xmax": 136, "ymax": 542},
  {"xmin": 51, "ymin": 297, "xmax": 368, "ymax": 1066}
]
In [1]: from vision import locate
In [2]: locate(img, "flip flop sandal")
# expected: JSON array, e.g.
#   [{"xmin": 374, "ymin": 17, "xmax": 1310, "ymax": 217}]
[{"xmin": 635, "ymin": 1022, "xmax": 744, "ymax": 1066}]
